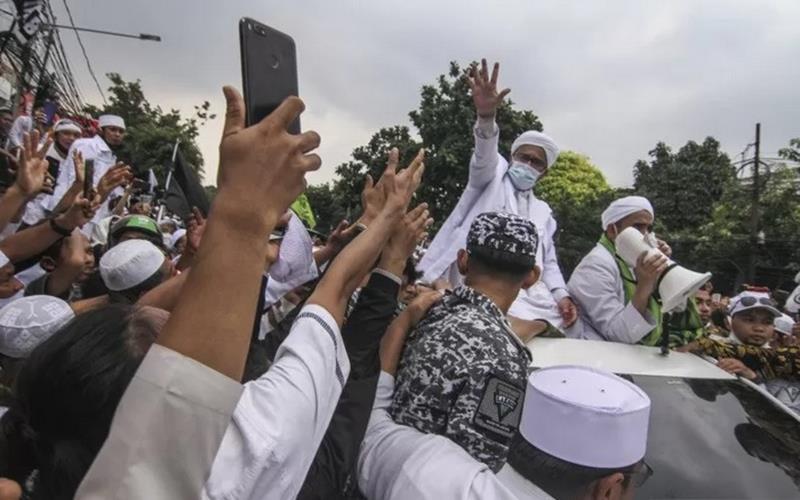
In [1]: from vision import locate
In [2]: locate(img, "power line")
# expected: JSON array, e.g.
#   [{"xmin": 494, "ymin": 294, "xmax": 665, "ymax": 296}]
[{"xmin": 60, "ymin": 0, "xmax": 105, "ymax": 104}]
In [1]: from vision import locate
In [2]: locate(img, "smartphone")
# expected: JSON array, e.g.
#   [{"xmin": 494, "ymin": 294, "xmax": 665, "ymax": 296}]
[
  {"xmin": 239, "ymin": 18, "xmax": 300, "ymax": 132},
  {"xmin": 83, "ymin": 159, "xmax": 94, "ymax": 199}
]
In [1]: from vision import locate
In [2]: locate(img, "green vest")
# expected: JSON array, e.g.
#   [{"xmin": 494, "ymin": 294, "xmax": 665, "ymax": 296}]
[{"xmin": 598, "ymin": 234, "xmax": 704, "ymax": 347}]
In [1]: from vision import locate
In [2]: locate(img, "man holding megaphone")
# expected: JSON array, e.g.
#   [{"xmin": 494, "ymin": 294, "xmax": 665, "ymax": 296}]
[{"xmin": 567, "ymin": 196, "xmax": 706, "ymax": 346}]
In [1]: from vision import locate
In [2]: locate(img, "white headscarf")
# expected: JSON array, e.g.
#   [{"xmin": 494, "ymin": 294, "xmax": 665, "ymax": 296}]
[
  {"xmin": 601, "ymin": 196, "xmax": 654, "ymax": 230},
  {"xmin": 511, "ymin": 131, "xmax": 560, "ymax": 169}
]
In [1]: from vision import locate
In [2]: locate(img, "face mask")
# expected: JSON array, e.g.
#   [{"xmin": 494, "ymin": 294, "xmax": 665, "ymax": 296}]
[{"xmin": 507, "ymin": 162, "xmax": 541, "ymax": 191}]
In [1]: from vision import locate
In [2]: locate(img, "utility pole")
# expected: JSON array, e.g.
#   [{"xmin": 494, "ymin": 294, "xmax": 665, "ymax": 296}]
[{"xmin": 747, "ymin": 123, "xmax": 761, "ymax": 284}]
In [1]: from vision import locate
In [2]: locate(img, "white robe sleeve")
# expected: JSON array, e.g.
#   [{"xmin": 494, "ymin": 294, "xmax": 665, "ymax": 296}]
[
  {"xmin": 203, "ymin": 304, "xmax": 350, "ymax": 500},
  {"xmin": 568, "ymin": 247, "xmax": 656, "ymax": 344},
  {"xmin": 540, "ymin": 214, "xmax": 568, "ymax": 301},
  {"xmin": 357, "ymin": 373, "xmax": 520, "ymax": 500},
  {"xmin": 468, "ymin": 117, "xmax": 500, "ymax": 189}
]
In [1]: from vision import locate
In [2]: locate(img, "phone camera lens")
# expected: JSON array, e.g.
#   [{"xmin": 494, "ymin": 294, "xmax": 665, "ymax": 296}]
[{"xmin": 270, "ymin": 54, "xmax": 280, "ymax": 69}]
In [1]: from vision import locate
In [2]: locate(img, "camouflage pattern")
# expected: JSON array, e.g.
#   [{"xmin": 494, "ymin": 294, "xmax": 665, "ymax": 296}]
[
  {"xmin": 390, "ymin": 285, "xmax": 531, "ymax": 471},
  {"xmin": 467, "ymin": 212, "xmax": 538, "ymax": 267}
]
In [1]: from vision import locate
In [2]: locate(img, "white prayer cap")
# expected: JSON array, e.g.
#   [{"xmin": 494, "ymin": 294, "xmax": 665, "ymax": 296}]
[
  {"xmin": 0, "ymin": 296, "xmax": 74, "ymax": 358},
  {"xmin": 100, "ymin": 239, "xmax": 165, "ymax": 291},
  {"xmin": 511, "ymin": 131, "xmax": 560, "ymax": 169},
  {"xmin": 53, "ymin": 119, "xmax": 82, "ymax": 134},
  {"xmin": 520, "ymin": 365, "xmax": 651, "ymax": 469},
  {"xmin": 169, "ymin": 229, "xmax": 187, "ymax": 250},
  {"xmin": 98, "ymin": 114, "xmax": 125, "ymax": 130},
  {"xmin": 728, "ymin": 290, "xmax": 781, "ymax": 318},
  {"xmin": 0, "ymin": 250, "xmax": 9, "ymax": 269},
  {"xmin": 774, "ymin": 314, "xmax": 794, "ymax": 336},
  {"xmin": 601, "ymin": 196, "xmax": 654, "ymax": 230}
]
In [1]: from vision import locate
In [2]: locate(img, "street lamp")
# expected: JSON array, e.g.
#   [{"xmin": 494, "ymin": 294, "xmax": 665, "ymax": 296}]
[{"xmin": 48, "ymin": 24, "xmax": 161, "ymax": 42}]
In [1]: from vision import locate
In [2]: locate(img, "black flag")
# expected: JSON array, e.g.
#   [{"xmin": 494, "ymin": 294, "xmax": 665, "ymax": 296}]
[{"xmin": 163, "ymin": 149, "xmax": 209, "ymax": 221}]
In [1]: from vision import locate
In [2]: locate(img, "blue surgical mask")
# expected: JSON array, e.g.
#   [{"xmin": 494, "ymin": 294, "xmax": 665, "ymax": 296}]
[{"xmin": 507, "ymin": 162, "xmax": 541, "ymax": 191}]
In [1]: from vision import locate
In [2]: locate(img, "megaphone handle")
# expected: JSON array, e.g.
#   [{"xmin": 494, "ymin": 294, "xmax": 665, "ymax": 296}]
[{"xmin": 660, "ymin": 312, "xmax": 670, "ymax": 356}]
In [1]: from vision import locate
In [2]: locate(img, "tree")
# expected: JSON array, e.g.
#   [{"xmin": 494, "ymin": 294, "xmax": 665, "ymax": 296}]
[
  {"xmin": 779, "ymin": 138, "xmax": 800, "ymax": 163},
  {"xmin": 685, "ymin": 165, "xmax": 800, "ymax": 293},
  {"xmin": 84, "ymin": 73, "xmax": 215, "ymax": 183},
  {"xmin": 327, "ymin": 61, "xmax": 542, "ymax": 232},
  {"xmin": 633, "ymin": 137, "xmax": 734, "ymax": 233},
  {"xmin": 535, "ymin": 151, "xmax": 614, "ymax": 277}
]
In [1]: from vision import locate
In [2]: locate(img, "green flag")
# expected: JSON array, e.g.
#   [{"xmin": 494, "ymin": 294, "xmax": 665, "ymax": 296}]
[{"xmin": 291, "ymin": 193, "xmax": 316, "ymax": 229}]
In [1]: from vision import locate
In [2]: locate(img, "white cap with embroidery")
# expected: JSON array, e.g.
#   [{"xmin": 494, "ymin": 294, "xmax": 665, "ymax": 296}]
[
  {"xmin": 0, "ymin": 295, "xmax": 75, "ymax": 358},
  {"xmin": 100, "ymin": 239, "xmax": 164, "ymax": 291},
  {"xmin": 520, "ymin": 365, "xmax": 651, "ymax": 468}
]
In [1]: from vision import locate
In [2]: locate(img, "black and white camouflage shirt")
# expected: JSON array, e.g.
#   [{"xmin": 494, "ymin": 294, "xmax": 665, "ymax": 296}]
[{"xmin": 390, "ymin": 285, "xmax": 532, "ymax": 471}]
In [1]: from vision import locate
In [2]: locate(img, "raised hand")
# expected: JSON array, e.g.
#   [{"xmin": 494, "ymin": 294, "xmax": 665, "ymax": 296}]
[
  {"xmin": 57, "ymin": 193, "xmax": 100, "ymax": 230},
  {"xmin": 96, "ymin": 162, "xmax": 134, "ymax": 202},
  {"xmin": 216, "ymin": 86, "xmax": 321, "ymax": 234},
  {"xmin": 15, "ymin": 130, "xmax": 53, "ymax": 198},
  {"xmin": 378, "ymin": 202, "xmax": 432, "ymax": 278},
  {"xmin": 382, "ymin": 148, "xmax": 425, "ymax": 214},
  {"xmin": 360, "ymin": 172, "xmax": 386, "ymax": 226},
  {"xmin": 72, "ymin": 150, "xmax": 85, "ymax": 187},
  {"xmin": 467, "ymin": 58, "xmax": 511, "ymax": 119},
  {"xmin": 186, "ymin": 206, "xmax": 207, "ymax": 255}
]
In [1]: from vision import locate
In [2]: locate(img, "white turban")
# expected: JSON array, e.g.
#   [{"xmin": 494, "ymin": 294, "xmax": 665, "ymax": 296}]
[
  {"xmin": 98, "ymin": 114, "xmax": 126, "ymax": 130},
  {"xmin": 511, "ymin": 131, "xmax": 560, "ymax": 169},
  {"xmin": 54, "ymin": 119, "xmax": 82, "ymax": 134},
  {"xmin": 601, "ymin": 196, "xmax": 654, "ymax": 230}
]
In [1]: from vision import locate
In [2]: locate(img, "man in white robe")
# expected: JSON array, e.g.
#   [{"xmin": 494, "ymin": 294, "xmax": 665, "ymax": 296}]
[{"xmin": 418, "ymin": 59, "xmax": 577, "ymax": 330}]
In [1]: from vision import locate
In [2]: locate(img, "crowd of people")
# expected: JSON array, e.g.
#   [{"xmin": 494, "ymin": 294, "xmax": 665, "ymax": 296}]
[{"xmin": 0, "ymin": 59, "xmax": 796, "ymax": 499}]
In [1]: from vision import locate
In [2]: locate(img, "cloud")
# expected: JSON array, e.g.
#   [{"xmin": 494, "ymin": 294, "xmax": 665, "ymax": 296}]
[{"xmin": 48, "ymin": 0, "xmax": 800, "ymax": 187}]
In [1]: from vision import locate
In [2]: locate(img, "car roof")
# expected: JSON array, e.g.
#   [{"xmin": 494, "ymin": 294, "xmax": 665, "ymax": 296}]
[{"xmin": 528, "ymin": 338, "xmax": 735, "ymax": 380}]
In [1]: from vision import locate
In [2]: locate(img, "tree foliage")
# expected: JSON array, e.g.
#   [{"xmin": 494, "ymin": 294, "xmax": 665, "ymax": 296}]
[
  {"xmin": 84, "ymin": 73, "xmax": 215, "ymax": 183},
  {"xmin": 535, "ymin": 151, "xmax": 614, "ymax": 277},
  {"xmin": 673, "ymin": 165, "xmax": 800, "ymax": 293},
  {"xmin": 779, "ymin": 138, "xmax": 800, "ymax": 163},
  {"xmin": 633, "ymin": 137, "xmax": 734, "ymax": 233}
]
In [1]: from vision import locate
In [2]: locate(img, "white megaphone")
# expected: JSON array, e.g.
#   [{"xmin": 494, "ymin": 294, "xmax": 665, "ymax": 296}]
[{"xmin": 615, "ymin": 227, "xmax": 711, "ymax": 313}]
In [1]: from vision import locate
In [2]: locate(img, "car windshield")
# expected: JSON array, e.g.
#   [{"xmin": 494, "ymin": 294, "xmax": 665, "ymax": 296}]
[{"xmin": 631, "ymin": 375, "xmax": 800, "ymax": 498}]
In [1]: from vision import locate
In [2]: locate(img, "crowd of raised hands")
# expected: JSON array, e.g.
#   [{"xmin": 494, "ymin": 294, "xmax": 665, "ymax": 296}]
[{"xmin": 0, "ymin": 81, "xmax": 436, "ymax": 500}]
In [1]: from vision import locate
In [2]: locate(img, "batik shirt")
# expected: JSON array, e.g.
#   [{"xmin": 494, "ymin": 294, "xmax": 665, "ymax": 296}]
[{"xmin": 390, "ymin": 285, "xmax": 531, "ymax": 471}]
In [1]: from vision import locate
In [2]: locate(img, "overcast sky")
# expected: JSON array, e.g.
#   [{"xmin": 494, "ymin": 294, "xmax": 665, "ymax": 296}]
[{"xmin": 44, "ymin": 0, "xmax": 800, "ymax": 187}]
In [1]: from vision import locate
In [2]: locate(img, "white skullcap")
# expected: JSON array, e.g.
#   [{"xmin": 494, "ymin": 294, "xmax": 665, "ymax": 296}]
[
  {"xmin": 0, "ymin": 296, "xmax": 74, "ymax": 358},
  {"xmin": 728, "ymin": 290, "xmax": 781, "ymax": 318},
  {"xmin": 520, "ymin": 365, "xmax": 651, "ymax": 468},
  {"xmin": 601, "ymin": 196, "xmax": 654, "ymax": 230},
  {"xmin": 169, "ymin": 229, "xmax": 187, "ymax": 250},
  {"xmin": 14, "ymin": 264, "xmax": 47, "ymax": 287},
  {"xmin": 53, "ymin": 119, "xmax": 82, "ymax": 134},
  {"xmin": 100, "ymin": 239, "xmax": 165, "ymax": 291},
  {"xmin": 511, "ymin": 131, "xmax": 560, "ymax": 169},
  {"xmin": 774, "ymin": 314, "xmax": 794, "ymax": 336},
  {"xmin": 0, "ymin": 250, "xmax": 9, "ymax": 269},
  {"xmin": 98, "ymin": 114, "xmax": 125, "ymax": 130}
]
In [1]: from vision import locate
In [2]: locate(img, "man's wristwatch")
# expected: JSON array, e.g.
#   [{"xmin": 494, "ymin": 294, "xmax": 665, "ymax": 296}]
[{"xmin": 49, "ymin": 217, "xmax": 73, "ymax": 237}]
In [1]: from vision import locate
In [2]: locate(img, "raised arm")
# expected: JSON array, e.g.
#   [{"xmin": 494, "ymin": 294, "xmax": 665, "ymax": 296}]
[
  {"xmin": 467, "ymin": 59, "xmax": 510, "ymax": 189},
  {"xmin": 155, "ymin": 86, "xmax": 321, "ymax": 382},
  {"xmin": 307, "ymin": 148, "xmax": 425, "ymax": 326}
]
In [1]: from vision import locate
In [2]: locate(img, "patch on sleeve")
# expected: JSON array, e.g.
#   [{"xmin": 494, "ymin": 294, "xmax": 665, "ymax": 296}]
[{"xmin": 473, "ymin": 375, "xmax": 524, "ymax": 439}]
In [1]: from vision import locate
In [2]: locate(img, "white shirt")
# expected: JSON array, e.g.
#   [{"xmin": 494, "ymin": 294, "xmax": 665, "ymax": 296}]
[
  {"xmin": 421, "ymin": 118, "xmax": 568, "ymax": 327},
  {"xmin": 567, "ymin": 243, "xmax": 656, "ymax": 343},
  {"xmin": 76, "ymin": 344, "xmax": 245, "ymax": 500},
  {"xmin": 357, "ymin": 372, "xmax": 552, "ymax": 500},
  {"xmin": 203, "ymin": 303, "xmax": 350, "ymax": 500},
  {"xmin": 50, "ymin": 135, "xmax": 122, "ymax": 213}
]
